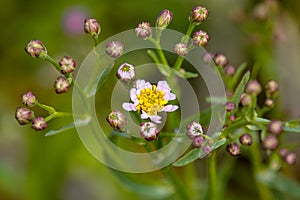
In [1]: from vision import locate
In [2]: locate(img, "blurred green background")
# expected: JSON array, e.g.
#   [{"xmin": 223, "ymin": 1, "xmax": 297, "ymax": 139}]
[{"xmin": 1, "ymin": 0, "xmax": 300, "ymax": 199}]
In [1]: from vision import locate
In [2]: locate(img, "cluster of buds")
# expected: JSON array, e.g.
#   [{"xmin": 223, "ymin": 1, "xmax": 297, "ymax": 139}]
[
  {"xmin": 279, "ymin": 148, "xmax": 297, "ymax": 165},
  {"xmin": 263, "ymin": 120, "xmax": 283, "ymax": 151},
  {"xmin": 185, "ymin": 121, "xmax": 211, "ymax": 152},
  {"xmin": 15, "ymin": 92, "xmax": 48, "ymax": 131}
]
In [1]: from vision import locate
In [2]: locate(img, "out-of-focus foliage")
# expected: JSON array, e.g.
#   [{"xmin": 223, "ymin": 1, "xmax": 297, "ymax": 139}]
[{"xmin": 1, "ymin": 0, "xmax": 300, "ymax": 200}]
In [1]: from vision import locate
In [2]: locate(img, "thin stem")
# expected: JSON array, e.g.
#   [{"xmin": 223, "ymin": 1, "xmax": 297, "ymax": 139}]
[
  {"xmin": 207, "ymin": 151, "xmax": 218, "ymax": 200},
  {"xmin": 148, "ymin": 37, "xmax": 169, "ymax": 66},
  {"xmin": 36, "ymin": 102, "xmax": 56, "ymax": 114},
  {"xmin": 45, "ymin": 112, "xmax": 73, "ymax": 122},
  {"xmin": 45, "ymin": 55, "xmax": 61, "ymax": 72}
]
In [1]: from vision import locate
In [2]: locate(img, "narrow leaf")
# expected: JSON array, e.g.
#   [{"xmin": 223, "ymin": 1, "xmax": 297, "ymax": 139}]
[
  {"xmin": 231, "ymin": 62, "xmax": 247, "ymax": 90},
  {"xmin": 231, "ymin": 71, "xmax": 250, "ymax": 110},
  {"xmin": 181, "ymin": 71, "xmax": 198, "ymax": 79},
  {"xmin": 212, "ymin": 138, "xmax": 227, "ymax": 150},
  {"xmin": 172, "ymin": 148, "xmax": 201, "ymax": 167}
]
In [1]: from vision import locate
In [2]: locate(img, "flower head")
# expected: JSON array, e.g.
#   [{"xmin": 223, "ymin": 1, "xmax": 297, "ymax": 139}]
[
  {"xmin": 106, "ymin": 41, "xmax": 124, "ymax": 58},
  {"xmin": 22, "ymin": 91, "xmax": 37, "ymax": 107},
  {"xmin": 239, "ymin": 133, "xmax": 253, "ymax": 146},
  {"xmin": 246, "ymin": 80, "xmax": 262, "ymax": 95},
  {"xmin": 225, "ymin": 102, "xmax": 235, "ymax": 112},
  {"xmin": 59, "ymin": 56, "xmax": 76, "ymax": 74},
  {"xmin": 186, "ymin": 121, "xmax": 204, "ymax": 139},
  {"xmin": 226, "ymin": 143, "xmax": 240, "ymax": 156},
  {"xmin": 192, "ymin": 30, "xmax": 209, "ymax": 47},
  {"xmin": 15, "ymin": 107, "xmax": 34, "ymax": 125},
  {"xmin": 173, "ymin": 42, "xmax": 188, "ymax": 56},
  {"xmin": 140, "ymin": 122, "xmax": 159, "ymax": 140},
  {"xmin": 263, "ymin": 135, "xmax": 278, "ymax": 150},
  {"xmin": 32, "ymin": 117, "xmax": 47, "ymax": 131},
  {"xmin": 192, "ymin": 136, "xmax": 205, "ymax": 148},
  {"xmin": 54, "ymin": 76, "xmax": 71, "ymax": 94},
  {"xmin": 135, "ymin": 22, "xmax": 152, "ymax": 39},
  {"xmin": 189, "ymin": 6, "xmax": 208, "ymax": 25},
  {"xmin": 156, "ymin": 9, "xmax": 173, "ymax": 29},
  {"xmin": 25, "ymin": 40, "xmax": 47, "ymax": 59},
  {"xmin": 84, "ymin": 18, "xmax": 100, "ymax": 37},
  {"xmin": 106, "ymin": 110, "xmax": 127, "ymax": 132},
  {"xmin": 267, "ymin": 120, "xmax": 283, "ymax": 135},
  {"xmin": 117, "ymin": 63, "xmax": 135, "ymax": 82},
  {"xmin": 122, "ymin": 80, "xmax": 178, "ymax": 123},
  {"xmin": 214, "ymin": 53, "xmax": 228, "ymax": 67}
]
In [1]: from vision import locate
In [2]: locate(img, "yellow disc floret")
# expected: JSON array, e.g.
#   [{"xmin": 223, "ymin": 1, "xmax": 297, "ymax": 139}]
[{"xmin": 136, "ymin": 85, "xmax": 168, "ymax": 116}]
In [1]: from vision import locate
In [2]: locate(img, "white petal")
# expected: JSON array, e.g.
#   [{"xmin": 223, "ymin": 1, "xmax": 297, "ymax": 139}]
[
  {"xmin": 162, "ymin": 105, "xmax": 178, "ymax": 112},
  {"xmin": 157, "ymin": 80, "xmax": 171, "ymax": 92},
  {"xmin": 141, "ymin": 111, "xmax": 149, "ymax": 119},
  {"xmin": 150, "ymin": 115, "xmax": 161, "ymax": 123},
  {"xmin": 135, "ymin": 79, "xmax": 146, "ymax": 89},
  {"xmin": 122, "ymin": 103, "xmax": 136, "ymax": 111},
  {"xmin": 164, "ymin": 92, "xmax": 176, "ymax": 101},
  {"xmin": 130, "ymin": 88, "xmax": 137, "ymax": 101}
]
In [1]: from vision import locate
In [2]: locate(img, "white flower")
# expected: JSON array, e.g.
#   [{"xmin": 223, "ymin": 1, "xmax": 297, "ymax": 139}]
[
  {"xmin": 140, "ymin": 122, "xmax": 159, "ymax": 140},
  {"xmin": 186, "ymin": 121, "xmax": 203, "ymax": 139},
  {"xmin": 122, "ymin": 79, "xmax": 178, "ymax": 123},
  {"xmin": 117, "ymin": 63, "xmax": 135, "ymax": 82}
]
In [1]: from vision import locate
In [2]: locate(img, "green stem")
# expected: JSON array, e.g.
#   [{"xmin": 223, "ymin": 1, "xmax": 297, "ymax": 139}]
[
  {"xmin": 207, "ymin": 151, "xmax": 218, "ymax": 200},
  {"xmin": 45, "ymin": 55, "xmax": 61, "ymax": 72},
  {"xmin": 36, "ymin": 102, "xmax": 56, "ymax": 114},
  {"xmin": 45, "ymin": 112, "xmax": 73, "ymax": 122},
  {"xmin": 148, "ymin": 37, "xmax": 169, "ymax": 66},
  {"xmin": 173, "ymin": 23, "xmax": 195, "ymax": 71}
]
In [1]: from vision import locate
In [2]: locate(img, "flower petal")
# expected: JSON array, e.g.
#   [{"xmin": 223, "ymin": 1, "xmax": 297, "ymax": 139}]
[
  {"xmin": 149, "ymin": 115, "xmax": 162, "ymax": 123},
  {"xmin": 157, "ymin": 80, "xmax": 171, "ymax": 92},
  {"xmin": 164, "ymin": 92, "xmax": 176, "ymax": 101},
  {"xmin": 122, "ymin": 103, "xmax": 136, "ymax": 111},
  {"xmin": 130, "ymin": 88, "xmax": 137, "ymax": 101},
  {"xmin": 162, "ymin": 105, "xmax": 178, "ymax": 112}
]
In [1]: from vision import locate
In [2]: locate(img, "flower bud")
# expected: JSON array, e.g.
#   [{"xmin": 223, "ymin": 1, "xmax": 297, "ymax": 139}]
[
  {"xmin": 263, "ymin": 135, "xmax": 278, "ymax": 150},
  {"xmin": 22, "ymin": 91, "xmax": 37, "ymax": 107},
  {"xmin": 214, "ymin": 53, "xmax": 228, "ymax": 67},
  {"xmin": 246, "ymin": 80, "xmax": 262, "ymax": 95},
  {"xmin": 267, "ymin": 120, "xmax": 283, "ymax": 135},
  {"xmin": 229, "ymin": 115, "xmax": 236, "ymax": 122},
  {"xmin": 155, "ymin": 9, "xmax": 173, "ymax": 29},
  {"xmin": 266, "ymin": 80, "xmax": 279, "ymax": 97},
  {"xmin": 240, "ymin": 93, "xmax": 252, "ymax": 106},
  {"xmin": 32, "ymin": 117, "xmax": 47, "ymax": 131},
  {"xmin": 140, "ymin": 122, "xmax": 159, "ymax": 141},
  {"xmin": 225, "ymin": 102, "xmax": 235, "ymax": 112},
  {"xmin": 264, "ymin": 98, "xmax": 274, "ymax": 107},
  {"xmin": 25, "ymin": 40, "xmax": 47, "ymax": 59},
  {"xmin": 173, "ymin": 42, "xmax": 188, "ymax": 56},
  {"xmin": 203, "ymin": 144, "xmax": 212, "ymax": 155},
  {"xmin": 135, "ymin": 22, "xmax": 152, "ymax": 39},
  {"xmin": 192, "ymin": 136, "xmax": 205, "ymax": 148},
  {"xmin": 284, "ymin": 152, "xmax": 296, "ymax": 165},
  {"xmin": 106, "ymin": 110, "xmax": 127, "ymax": 132},
  {"xmin": 54, "ymin": 76, "xmax": 71, "ymax": 94},
  {"xmin": 224, "ymin": 65, "xmax": 235, "ymax": 76},
  {"xmin": 105, "ymin": 41, "xmax": 124, "ymax": 58},
  {"xmin": 226, "ymin": 143, "xmax": 240, "ymax": 156},
  {"xmin": 186, "ymin": 121, "xmax": 203, "ymax": 139},
  {"xmin": 239, "ymin": 133, "xmax": 253, "ymax": 146},
  {"xmin": 84, "ymin": 18, "xmax": 100, "ymax": 37},
  {"xmin": 279, "ymin": 148, "xmax": 288, "ymax": 157},
  {"xmin": 192, "ymin": 30, "xmax": 210, "ymax": 47},
  {"xmin": 15, "ymin": 107, "xmax": 34, "ymax": 125},
  {"xmin": 116, "ymin": 63, "xmax": 135, "ymax": 82},
  {"xmin": 202, "ymin": 52, "xmax": 214, "ymax": 63},
  {"xmin": 59, "ymin": 56, "xmax": 76, "ymax": 74},
  {"xmin": 189, "ymin": 6, "xmax": 208, "ymax": 25}
]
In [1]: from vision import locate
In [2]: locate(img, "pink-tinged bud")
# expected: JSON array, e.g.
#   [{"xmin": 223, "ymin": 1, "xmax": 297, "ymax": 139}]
[
  {"xmin": 116, "ymin": 63, "xmax": 135, "ymax": 82},
  {"xmin": 279, "ymin": 148, "xmax": 288, "ymax": 157},
  {"xmin": 284, "ymin": 152, "xmax": 296, "ymax": 165},
  {"xmin": 214, "ymin": 53, "xmax": 228, "ymax": 67},
  {"xmin": 135, "ymin": 22, "xmax": 152, "ymax": 39},
  {"xmin": 226, "ymin": 143, "xmax": 240, "ymax": 156},
  {"xmin": 22, "ymin": 91, "xmax": 37, "ymax": 107},
  {"xmin": 202, "ymin": 52, "xmax": 214, "ymax": 63},
  {"xmin": 225, "ymin": 65, "xmax": 235, "ymax": 76},
  {"xmin": 156, "ymin": 9, "xmax": 173, "ymax": 29},
  {"xmin": 225, "ymin": 102, "xmax": 235, "ymax": 112},
  {"xmin": 239, "ymin": 133, "xmax": 253, "ymax": 146},
  {"xmin": 240, "ymin": 93, "xmax": 252, "ymax": 106},
  {"xmin": 140, "ymin": 122, "xmax": 159, "ymax": 141},
  {"xmin": 264, "ymin": 98, "xmax": 274, "ymax": 107},
  {"xmin": 54, "ymin": 76, "xmax": 71, "ymax": 94},
  {"xmin": 32, "ymin": 117, "xmax": 47, "ymax": 131},
  {"xmin": 192, "ymin": 30, "xmax": 210, "ymax": 47},
  {"xmin": 229, "ymin": 115, "xmax": 236, "ymax": 122},
  {"xmin": 15, "ymin": 107, "xmax": 34, "ymax": 125},
  {"xmin": 266, "ymin": 80, "xmax": 279, "ymax": 97},
  {"xmin": 263, "ymin": 135, "xmax": 278, "ymax": 150},
  {"xmin": 246, "ymin": 80, "xmax": 262, "ymax": 95},
  {"xmin": 106, "ymin": 110, "xmax": 127, "ymax": 132},
  {"xmin": 105, "ymin": 41, "xmax": 124, "ymax": 58},
  {"xmin": 84, "ymin": 18, "xmax": 100, "ymax": 37},
  {"xmin": 173, "ymin": 42, "xmax": 188, "ymax": 56},
  {"xmin": 267, "ymin": 120, "xmax": 283, "ymax": 135},
  {"xmin": 189, "ymin": 6, "xmax": 208, "ymax": 25},
  {"xmin": 186, "ymin": 121, "xmax": 203, "ymax": 139},
  {"xmin": 203, "ymin": 144, "xmax": 212, "ymax": 155},
  {"xmin": 59, "ymin": 56, "xmax": 76, "ymax": 74},
  {"xmin": 192, "ymin": 136, "xmax": 205, "ymax": 148},
  {"xmin": 25, "ymin": 40, "xmax": 47, "ymax": 59}
]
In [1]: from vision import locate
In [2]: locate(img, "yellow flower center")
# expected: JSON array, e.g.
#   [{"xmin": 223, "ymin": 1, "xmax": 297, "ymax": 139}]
[{"xmin": 136, "ymin": 85, "xmax": 168, "ymax": 116}]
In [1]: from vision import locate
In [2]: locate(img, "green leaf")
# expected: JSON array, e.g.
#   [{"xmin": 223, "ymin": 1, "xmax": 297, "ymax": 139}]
[
  {"xmin": 283, "ymin": 125, "xmax": 300, "ymax": 133},
  {"xmin": 172, "ymin": 148, "xmax": 201, "ymax": 167},
  {"xmin": 211, "ymin": 132, "xmax": 221, "ymax": 139},
  {"xmin": 180, "ymin": 71, "xmax": 198, "ymax": 79},
  {"xmin": 88, "ymin": 63, "xmax": 114, "ymax": 97},
  {"xmin": 45, "ymin": 117, "xmax": 91, "ymax": 136},
  {"xmin": 231, "ymin": 62, "xmax": 247, "ymax": 90},
  {"xmin": 230, "ymin": 71, "xmax": 250, "ymax": 110},
  {"xmin": 212, "ymin": 138, "xmax": 227, "ymax": 150},
  {"xmin": 111, "ymin": 169, "xmax": 173, "ymax": 199}
]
